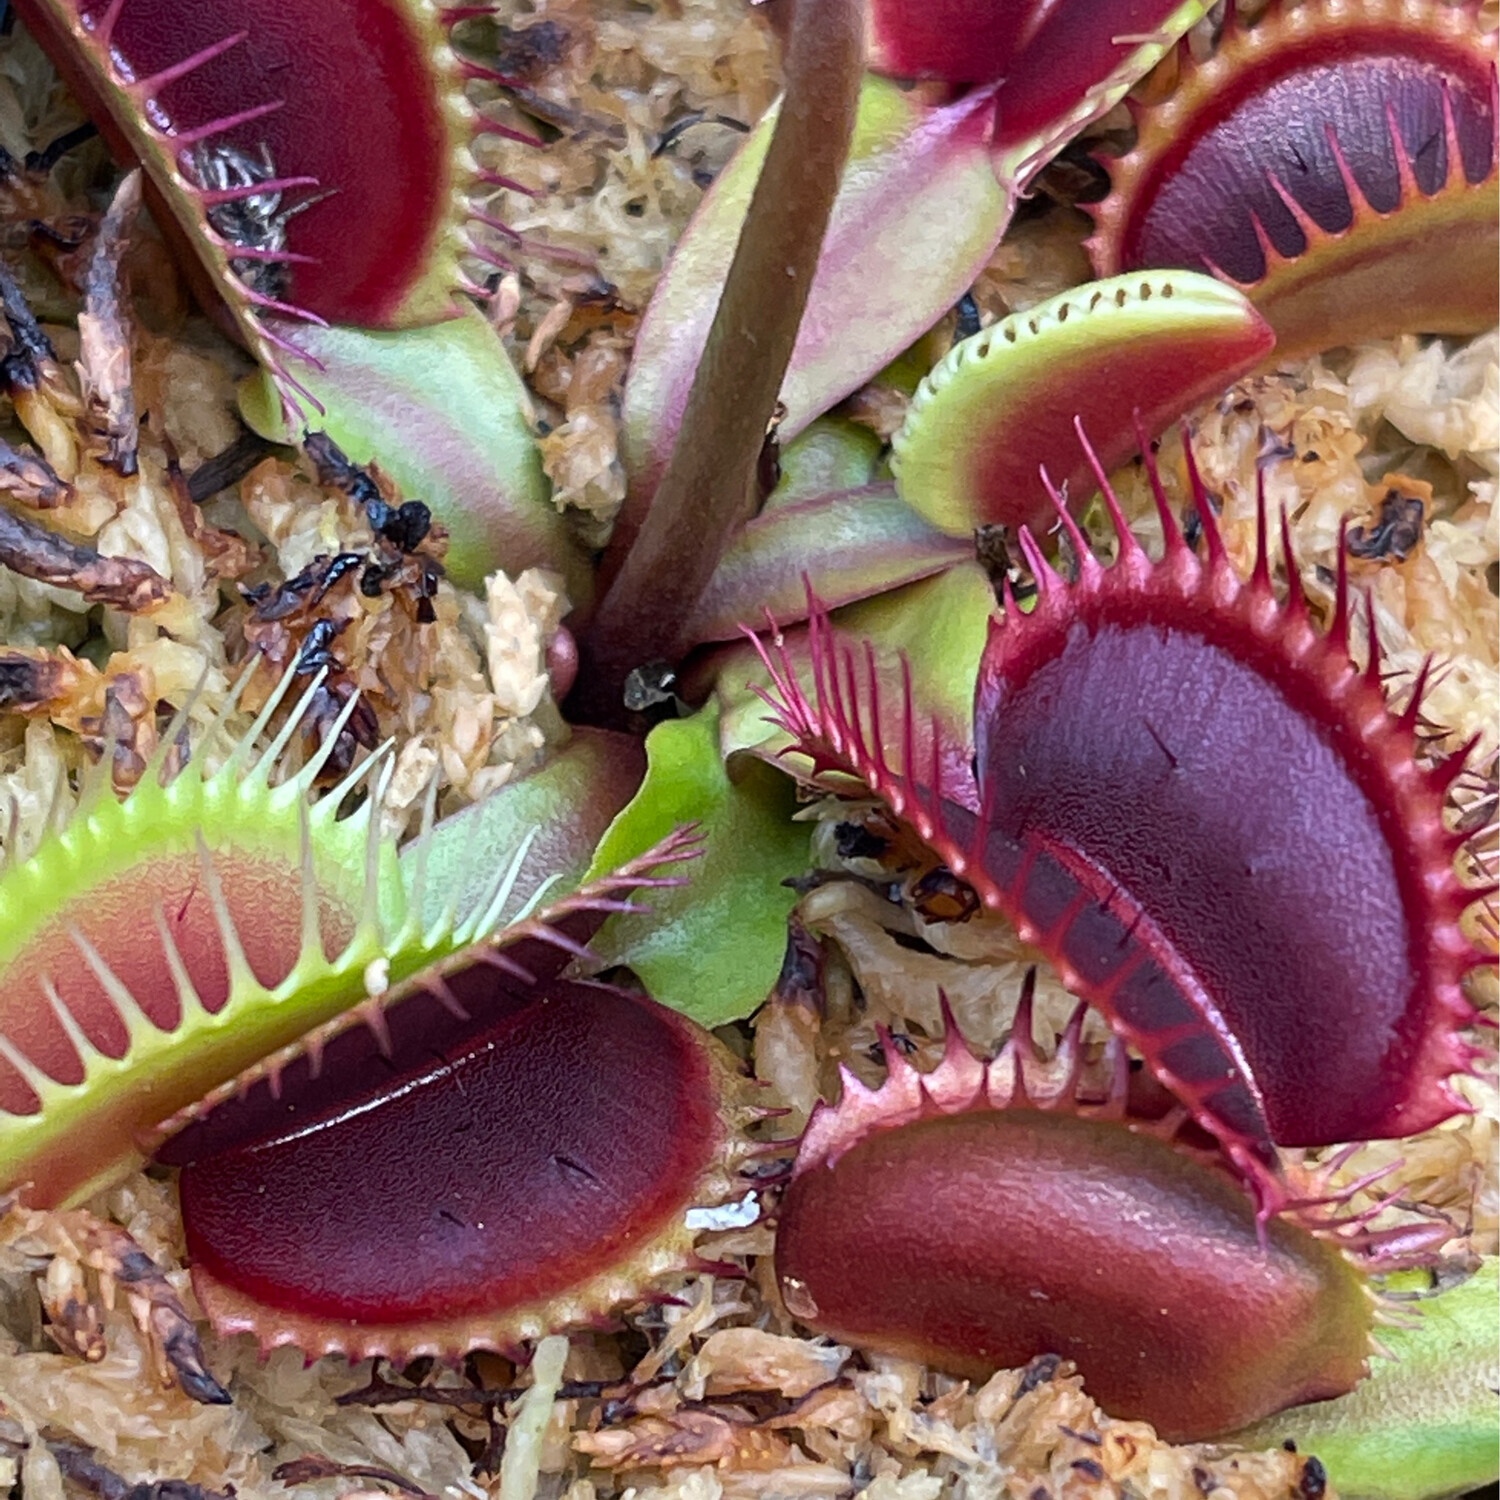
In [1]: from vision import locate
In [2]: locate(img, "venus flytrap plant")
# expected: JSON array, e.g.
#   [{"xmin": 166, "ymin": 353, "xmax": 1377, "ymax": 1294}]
[
  {"xmin": 0, "ymin": 0, "xmax": 1493, "ymax": 1470},
  {"xmin": 0, "ymin": 638, "xmax": 738, "ymax": 1359}
]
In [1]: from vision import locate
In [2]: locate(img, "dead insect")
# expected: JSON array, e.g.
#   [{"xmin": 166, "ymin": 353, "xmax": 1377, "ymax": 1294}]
[
  {"xmin": 1347, "ymin": 487, "xmax": 1427, "ymax": 563},
  {"xmin": 313, "ymin": 551, "xmax": 365, "ymax": 602},
  {"xmin": 910, "ymin": 866, "xmax": 981, "ymax": 924},
  {"xmin": 622, "ymin": 661, "xmax": 683, "ymax": 714},
  {"xmin": 757, "ymin": 399, "xmax": 788, "ymax": 502},
  {"xmin": 189, "ymin": 140, "xmax": 322, "ymax": 301},
  {"xmin": 953, "ymin": 290, "xmax": 982, "ymax": 343},
  {"xmin": 294, "ymin": 616, "xmax": 348, "ymax": 676}
]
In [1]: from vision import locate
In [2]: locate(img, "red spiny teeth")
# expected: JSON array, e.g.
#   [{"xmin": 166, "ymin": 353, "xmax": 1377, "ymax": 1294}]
[
  {"xmin": 124, "ymin": 29, "xmax": 248, "ymax": 97},
  {"xmin": 167, "ymin": 97, "xmax": 283, "ymax": 147}
]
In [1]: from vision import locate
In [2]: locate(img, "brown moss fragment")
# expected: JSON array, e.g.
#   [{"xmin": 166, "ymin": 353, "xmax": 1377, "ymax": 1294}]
[
  {"xmin": 0, "ymin": 437, "xmax": 71, "ymax": 508},
  {"xmin": 75, "ymin": 172, "xmax": 141, "ymax": 477},
  {"xmin": 0, "ymin": 502, "xmax": 171, "ymax": 611},
  {"xmin": 0, "ymin": 1197, "xmax": 228, "ymax": 1405}
]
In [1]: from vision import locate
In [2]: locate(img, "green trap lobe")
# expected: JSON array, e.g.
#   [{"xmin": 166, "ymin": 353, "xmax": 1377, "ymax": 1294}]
[{"xmin": 891, "ymin": 271, "xmax": 1274, "ymax": 537}]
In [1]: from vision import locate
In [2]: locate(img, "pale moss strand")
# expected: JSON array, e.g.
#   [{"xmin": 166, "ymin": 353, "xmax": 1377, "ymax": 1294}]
[{"xmin": 498, "ymin": 1334, "xmax": 570, "ymax": 1500}]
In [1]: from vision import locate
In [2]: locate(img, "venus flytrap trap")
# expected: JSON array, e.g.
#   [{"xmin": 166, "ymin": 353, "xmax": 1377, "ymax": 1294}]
[
  {"xmin": 774, "ymin": 979, "xmax": 1411, "ymax": 1442},
  {"xmin": 0, "ymin": 639, "xmax": 733, "ymax": 1361},
  {"xmin": 1086, "ymin": 0, "xmax": 1499, "ymax": 355},
  {"xmin": 0, "ymin": 664, "xmax": 401, "ymax": 1210},
  {"xmin": 890, "ymin": 270, "xmax": 1275, "ymax": 536},
  {"xmin": 162, "ymin": 831, "xmax": 770, "ymax": 1364},
  {"xmin": 10, "ymin": 0, "xmax": 543, "ymax": 403}
]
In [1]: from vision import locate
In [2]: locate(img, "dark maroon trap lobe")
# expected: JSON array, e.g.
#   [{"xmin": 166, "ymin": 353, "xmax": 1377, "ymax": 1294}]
[
  {"xmin": 864, "ymin": 0, "xmax": 1201, "ymax": 129},
  {"xmin": 775, "ymin": 1107, "xmax": 1373, "ymax": 1441},
  {"xmin": 1118, "ymin": 33, "xmax": 1498, "ymax": 282},
  {"xmin": 178, "ymin": 976, "xmax": 724, "ymax": 1323},
  {"xmin": 57, "ymin": 0, "xmax": 451, "ymax": 325},
  {"xmin": 864, "ymin": 0, "xmax": 1033, "ymax": 84},
  {"xmin": 978, "ymin": 605, "xmax": 1414, "ymax": 1146}
]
